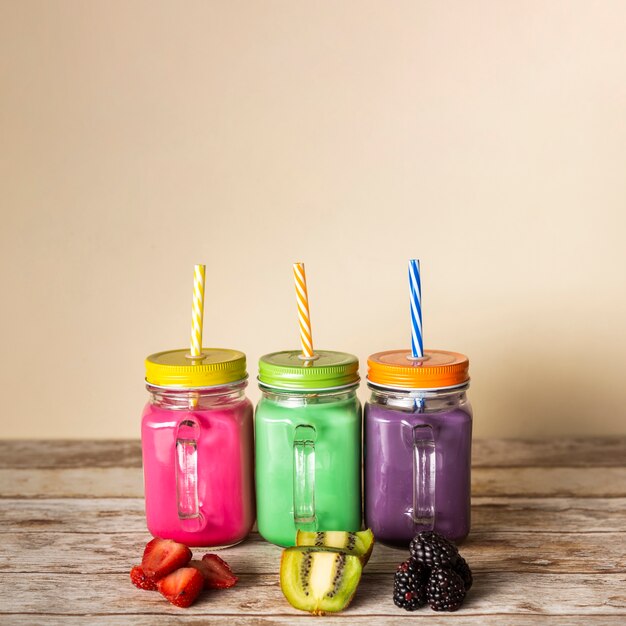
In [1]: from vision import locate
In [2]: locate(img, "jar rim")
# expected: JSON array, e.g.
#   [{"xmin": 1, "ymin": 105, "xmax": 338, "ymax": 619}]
[
  {"xmin": 258, "ymin": 378, "xmax": 360, "ymax": 394},
  {"xmin": 146, "ymin": 375, "xmax": 249, "ymax": 392},
  {"xmin": 366, "ymin": 378, "xmax": 470, "ymax": 393}
]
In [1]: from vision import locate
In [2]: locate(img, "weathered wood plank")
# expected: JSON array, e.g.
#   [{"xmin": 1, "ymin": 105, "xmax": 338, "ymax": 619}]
[
  {"xmin": 472, "ymin": 496, "xmax": 626, "ymax": 532},
  {"xmin": 1, "ymin": 438, "xmax": 625, "ymax": 470},
  {"xmin": 0, "ymin": 469, "xmax": 144, "ymax": 498},
  {"xmin": 2, "ymin": 497, "xmax": 625, "ymax": 534},
  {"xmin": 1, "ymin": 530, "xmax": 624, "ymax": 575},
  {"xmin": 0, "ymin": 499, "xmax": 147, "ymax": 533},
  {"xmin": 0, "ymin": 572, "xmax": 625, "ymax": 616},
  {"xmin": 5, "ymin": 617, "xmax": 626, "ymax": 626},
  {"xmin": 0, "ymin": 441, "xmax": 143, "ymax": 469},
  {"xmin": 472, "ymin": 467, "xmax": 626, "ymax": 498},
  {"xmin": 3, "ymin": 466, "xmax": 626, "ymax": 498},
  {"xmin": 0, "ymin": 497, "xmax": 622, "ymax": 534},
  {"xmin": 472, "ymin": 438, "xmax": 626, "ymax": 468}
]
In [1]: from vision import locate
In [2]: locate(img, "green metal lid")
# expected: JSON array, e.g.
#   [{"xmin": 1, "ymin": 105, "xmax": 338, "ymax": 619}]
[{"xmin": 258, "ymin": 350, "xmax": 360, "ymax": 391}]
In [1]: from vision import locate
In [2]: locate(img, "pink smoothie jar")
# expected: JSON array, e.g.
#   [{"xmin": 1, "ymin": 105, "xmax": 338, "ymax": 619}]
[{"xmin": 141, "ymin": 348, "xmax": 255, "ymax": 547}]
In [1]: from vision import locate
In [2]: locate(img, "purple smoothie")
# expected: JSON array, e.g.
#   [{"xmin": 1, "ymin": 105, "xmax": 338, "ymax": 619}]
[
  {"xmin": 364, "ymin": 349, "xmax": 472, "ymax": 548},
  {"xmin": 364, "ymin": 397, "xmax": 472, "ymax": 547}
]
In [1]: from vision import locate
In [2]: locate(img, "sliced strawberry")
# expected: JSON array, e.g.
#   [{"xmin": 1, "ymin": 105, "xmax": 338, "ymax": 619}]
[
  {"xmin": 141, "ymin": 538, "xmax": 192, "ymax": 580},
  {"xmin": 130, "ymin": 565, "xmax": 157, "ymax": 591},
  {"xmin": 188, "ymin": 559, "xmax": 222, "ymax": 589},
  {"xmin": 157, "ymin": 567, "xmax": 204, "ymax": 608},
  {"xmin": 196, "ymin": 553, "xmax": 238, "ymax": 589},
  {"xmin": 188, "ymin": 559, "xmax": 210, "ymax": 582}
]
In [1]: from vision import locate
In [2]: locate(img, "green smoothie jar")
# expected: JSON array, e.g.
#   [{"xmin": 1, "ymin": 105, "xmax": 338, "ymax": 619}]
[{"xmin": 255, "ymin": 350, "xmax": 362, "ymax": 547}]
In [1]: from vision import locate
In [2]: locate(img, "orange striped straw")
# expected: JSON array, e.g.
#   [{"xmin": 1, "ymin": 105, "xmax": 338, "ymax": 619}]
[{"xmin": 293, "ymin": 262, "xmax": 315, "ymax": 359}]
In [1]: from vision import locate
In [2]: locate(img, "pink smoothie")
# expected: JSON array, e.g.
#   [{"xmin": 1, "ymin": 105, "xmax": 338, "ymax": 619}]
[{"xmin": 141, "ymin": 396, "xmax": 255, "ymax": 547}]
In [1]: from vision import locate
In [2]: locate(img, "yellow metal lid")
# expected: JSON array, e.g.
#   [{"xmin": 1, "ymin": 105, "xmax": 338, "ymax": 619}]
[{"xmin": 145, "ymin": 348, "xmax": 247, "ymax": 388}]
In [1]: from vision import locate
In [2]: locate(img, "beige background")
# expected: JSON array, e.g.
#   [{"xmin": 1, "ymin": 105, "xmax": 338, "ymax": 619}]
[{"xmin": 1, "ymin": 1, "xmax": 625, "ymax": 439}]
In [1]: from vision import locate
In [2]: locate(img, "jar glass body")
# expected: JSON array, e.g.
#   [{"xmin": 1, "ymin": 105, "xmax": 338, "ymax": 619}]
[
  {"xmin": 141, "ymin": 381, "xmax": 255, "ymax": 547},
  {"xmin": 255, "ymin": 386, "xmax": 362, "ymax": 547},
  {"xmin": 364, "ymin": 383, "xmax": 472, "ymax": 547}
]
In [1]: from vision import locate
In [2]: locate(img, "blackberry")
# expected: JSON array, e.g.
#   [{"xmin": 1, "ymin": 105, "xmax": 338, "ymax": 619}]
[
  {"xmin": 427, "ymin": 567, "xmax": 466, "ymax": 612},
  {"xmin": 409, "ymin": 531, "xmax": 459, "ymax": 569},
  {"xmin": 454, "ymin": 554, "xmax": 473, "ymax": 591},
  {"xmin": 393, "ymin": 558, "xmax": 428, "ymax": 611}
]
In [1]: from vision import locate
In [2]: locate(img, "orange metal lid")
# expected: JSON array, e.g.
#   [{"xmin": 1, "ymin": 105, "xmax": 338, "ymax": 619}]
[{"xmin": 367, "ymin": 349, "xmax": 469, "ymax": 389}]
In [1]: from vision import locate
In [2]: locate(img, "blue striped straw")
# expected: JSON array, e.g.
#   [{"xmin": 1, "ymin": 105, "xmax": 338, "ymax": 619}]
[{"xmin": 409, "ymin": 259, "xmax": 423, "ymax": 358}]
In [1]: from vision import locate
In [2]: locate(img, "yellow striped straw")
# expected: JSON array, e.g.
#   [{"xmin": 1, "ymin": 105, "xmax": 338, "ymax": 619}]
[
  {"xmin": 293, "ymin": 262, "xmax": 315, "ymax": 359},
  {"xmin": 190, "ymin": 264, "xmax": 206, "ymax": 358}
]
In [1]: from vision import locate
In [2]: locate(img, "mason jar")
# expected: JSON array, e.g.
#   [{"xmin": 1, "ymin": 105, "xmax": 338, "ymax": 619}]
[
  {"xmin": 255, "ymin": 350, "xmax": 362, "ymax": 547},
  {"xmin": 141, "ymin": 348, "xmax": 255, "ymax": 547},
  {"xmin": 364, "ymin": 349, "xmax": 472, "ymax": 547}
]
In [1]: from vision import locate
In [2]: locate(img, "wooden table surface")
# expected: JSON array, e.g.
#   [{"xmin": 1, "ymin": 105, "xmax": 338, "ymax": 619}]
[{"xmin": 1, "ymin": 439, "xmax": 625, "ymax": 624}]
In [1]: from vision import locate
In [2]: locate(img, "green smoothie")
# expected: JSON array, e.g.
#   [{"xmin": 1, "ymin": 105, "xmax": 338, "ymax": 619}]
[{"xmin": 255, "ymin": 350, "xmax": 362, "ymax": 547}]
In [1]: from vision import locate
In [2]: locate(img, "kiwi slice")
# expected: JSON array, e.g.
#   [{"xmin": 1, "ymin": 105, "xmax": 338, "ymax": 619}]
[
  {"xmin": 280, "ymin": 547, "xmax": 362, "ymax": 615},
  {"xmin": 296, "ymin": 529, "xmax": 375, "ymax": 565}
]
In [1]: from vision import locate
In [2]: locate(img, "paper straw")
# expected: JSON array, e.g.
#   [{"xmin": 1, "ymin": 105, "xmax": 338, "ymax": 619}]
[
  {"xmin": 190, "ymin": 264, "xmax": 206, "ymax": 358},
  {"xmin": 409, "ymin": 259, "xmax": 423, "ymax": 359},
  {"xmin": 293, "ymin": 262, "xmax": 315, "ymax": 359}
]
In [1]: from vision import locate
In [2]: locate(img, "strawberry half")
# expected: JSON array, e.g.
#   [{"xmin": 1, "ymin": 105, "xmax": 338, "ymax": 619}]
[
  {"xmin": 130, "ymin": 565, "xmax": 157, "ymax": 591},
  {"xmin": 188, "ymin": 560, "xmax": 216, "ymax": 589},
  {"xmin": 141, "ymin": 538, "xmax": 192, "ymax": 580},
  {"xmin": 193, "ymin": 553, "xmax": 238, "ymax": 589},
  {"xmin": 157, "ymin": 567, "xmax": 204, "ymax": 608}
]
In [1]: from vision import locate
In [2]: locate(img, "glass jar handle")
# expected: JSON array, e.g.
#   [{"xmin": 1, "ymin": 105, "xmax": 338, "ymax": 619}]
[
  {"xmin": 175, "ymin": 418, "xmax": 204, "ymax": 531},
  {"xmin": 293, "ymin": 424, "xmax": 317, "ymax": 530},
  {"xmin": 412, "ymin": 424, "xmax": 436, "ymax": 530}
]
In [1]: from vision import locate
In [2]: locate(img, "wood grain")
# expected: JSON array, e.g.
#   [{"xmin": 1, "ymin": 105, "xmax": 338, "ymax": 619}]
[
  {"xmin": 471, "ymin": 438, "xmax": 626, "ymax": 468},
  {"xmin": 1, "ymin": 530, "xmax": 624, "ymax": 575},
  {"xmin": 7, "ymin": 618, "xmax": 626, "ymax": 626},
  {"xmin": 2, "ymin": 437, "xmax": 624, "ymax": 469},
  {"xmin": 3, "ymin": 497, "xmax": 625, "ymax": 533},
  {"xmin": 3, "ymin": 466, "xmax": 626, "ymax": 498},
  {"xmin": 471, "ymin": 496, "xmax": 626, "ymax": 532},
  {"xmin": 1, "ymin": 572, "xmax": 625, "ymax": 616},
  {"xmin": 472, "ymin": 467, "xmax": 626, "ymax": 498},
  {"xmin": 1, "ymin": 438, "xmax": 625, "ymax": 624},
  {"xmin": 0, "ymin": 440, "xmax": 143, "ymax": 469},
  {"xmin": 6, "ymin": 618, "xmax": 626, "ymax": 626},
  {"xmin": 0, "ymin": 468, "xmax": 144, "ymax": 498}
]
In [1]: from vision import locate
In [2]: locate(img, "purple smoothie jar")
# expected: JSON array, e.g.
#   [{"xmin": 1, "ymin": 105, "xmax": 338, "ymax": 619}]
[{"xmin": 364, "ymin": 349, "xmax": 472, "ymax": 547}]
